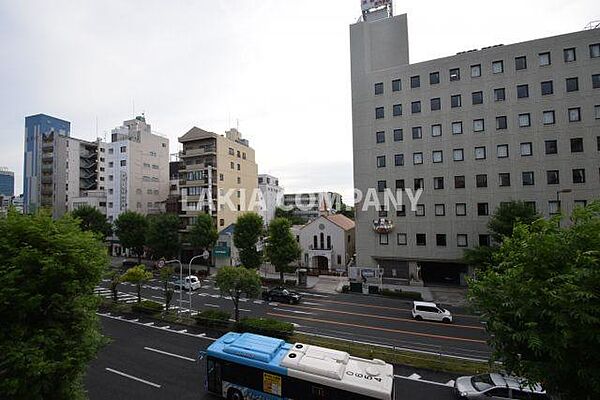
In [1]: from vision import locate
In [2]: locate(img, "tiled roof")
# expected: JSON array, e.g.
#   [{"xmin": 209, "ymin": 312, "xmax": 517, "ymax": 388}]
[{"xmin": 325, "ymin": 214, "xmax": 355, "ymax": 231}]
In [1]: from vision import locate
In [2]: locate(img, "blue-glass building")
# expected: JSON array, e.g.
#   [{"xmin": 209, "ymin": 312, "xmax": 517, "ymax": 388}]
[{"xmin": 0, "ymin": 168, "xmax": 14, "ymax": 197}]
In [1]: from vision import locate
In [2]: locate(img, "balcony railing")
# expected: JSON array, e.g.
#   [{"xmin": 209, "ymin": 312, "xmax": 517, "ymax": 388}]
[
  {"xmin": 180, "ymin": 147, "xmax": 217, "ymax": 157},
  {"xmin": 309, "ymin": 245, "xmax": 333, "ymax": 251}
]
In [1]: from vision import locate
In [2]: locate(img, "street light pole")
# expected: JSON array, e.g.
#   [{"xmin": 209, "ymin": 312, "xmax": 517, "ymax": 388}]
[
  {"xmin": 188, "ymin": 251, "xmax": 211, "ymax": 312},
  {"xmin": 164, "ymin": 259, "xmax": 183, "ymax": 315}
]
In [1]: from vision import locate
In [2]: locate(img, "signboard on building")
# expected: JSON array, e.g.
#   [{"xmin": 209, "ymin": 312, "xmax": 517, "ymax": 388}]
[{"xmin": 361, "ymin": 0, "xmax": 391, "ymax": 11}]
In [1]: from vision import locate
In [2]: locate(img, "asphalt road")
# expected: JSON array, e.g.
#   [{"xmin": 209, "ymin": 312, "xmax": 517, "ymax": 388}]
[
  {"xmin": 86, "ymin": 315, "xmax": 458, "ymax": 400},
  {"xmin": 95, "ymin": 277, "xmax": 489, "ymax": 360}
]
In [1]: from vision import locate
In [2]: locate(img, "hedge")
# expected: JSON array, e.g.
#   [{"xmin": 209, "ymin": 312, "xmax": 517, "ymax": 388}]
[
  {"xmin": 380, "ymin": 288, "xmax": 423, "ymax": 301},
  {"xmin": 235, "ymin": 317, "xmax": 294, "ymax": 339},
  {"xmin": 196, "ymin": 310, "xmax": 231, "ymax": 328},
  {"xmin": 131, "ymin": 300, "xmax": 164, "ymax": 315}
]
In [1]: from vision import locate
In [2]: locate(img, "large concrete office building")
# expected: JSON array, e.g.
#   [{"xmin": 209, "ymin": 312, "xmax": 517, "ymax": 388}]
[
  {"xmin": 0, "ymin": 168, "xmax": 15, "ymax": 197},
  {"xmin": 351, "ymin": 3, "xmax": 600, "ymax": 285}
]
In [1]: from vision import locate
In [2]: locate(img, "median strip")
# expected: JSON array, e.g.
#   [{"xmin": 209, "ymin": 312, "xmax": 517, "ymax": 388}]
[{"xmin": 105, "ymin": 367, "xmax": 161, "ymax": 388}]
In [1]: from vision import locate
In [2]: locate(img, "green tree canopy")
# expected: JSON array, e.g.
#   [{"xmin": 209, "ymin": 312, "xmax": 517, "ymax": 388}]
[
  {"xmin": 146, "ymin": 213, "xmax": 181, "ymax": 260},
  {"xmin": 114, "ymin": 211, "xmax": 148, "ymax": 263},
  {"xmin": 189, "ymin": 213, "xmax": 218, "ymax": 251},
  {"xmin": 215, "ymin": 266, "xmax": 261, "ymax": 322},
  {"xmin": 0, "ymin": 210, "xmax": 108, "ymax": 399},
  {"xmin": 120, "ymin": 265, "xmax": 153, "ymax": 303},
  {"xmin": 233, "ymin": 212, "xmax": 264, "ymax": 269},
  {"xmin": 71, "ymin": 204, "xmax": 112, "ymax": 238},
  {"xmin": 468, "ymin": 201, "xmax": 600, "ymax": 399},
  {"xmin": 274, "ymin": 207, "xmax": 308, "ymax": 226},
  {"xmin": 265, "ymin": 217, "xmax": 301, "ymax": 282}
]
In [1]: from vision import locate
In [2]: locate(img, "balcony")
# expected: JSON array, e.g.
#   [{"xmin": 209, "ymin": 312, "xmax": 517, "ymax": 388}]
[{"xmin": 180, "ymin": 147, "xmax": 217, "ymax": 157}]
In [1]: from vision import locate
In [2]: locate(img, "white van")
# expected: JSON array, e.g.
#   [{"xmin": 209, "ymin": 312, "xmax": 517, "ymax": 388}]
[
  {"xmin": 411, "ymin": 301, "xmax": 453, "ymax": 323},
  {"xmin": 173, "ymin": 275, "xmax": 202, "ymax": 291}
]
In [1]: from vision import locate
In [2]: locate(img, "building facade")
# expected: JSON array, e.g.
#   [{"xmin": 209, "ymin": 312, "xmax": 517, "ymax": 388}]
[
  {"xmin": 0, "ymin": 168, "xmax": 14, "ymax": 197},
  {"xmin": 283, "ymin": 192, "xmax": 343, "ymax": 221},
  {"xmin": 258, "ymin": 174, "xmax": 283, "ymax": 225},
  {"xmin": 351, "ymin": 9, "xmax": 600, "ymax": 284}
]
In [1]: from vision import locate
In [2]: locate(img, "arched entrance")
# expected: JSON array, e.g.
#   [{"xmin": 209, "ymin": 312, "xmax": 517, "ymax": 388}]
[{"xmin": 312, "ymin": 255, "xmax": 329, "ymax": 271}]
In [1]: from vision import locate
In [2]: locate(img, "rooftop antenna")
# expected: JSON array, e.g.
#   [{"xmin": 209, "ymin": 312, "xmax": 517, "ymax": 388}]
[
  {"xmin": 132, "ymin": 99, "xmax": 135, "ymax": 118},
  {"xmin": 236, "ymin": 118, "xmax": 239, "ymax": 131},
  {"xmin": 95, "ymin": 116, "xmax": 98, "ymax": 139}
]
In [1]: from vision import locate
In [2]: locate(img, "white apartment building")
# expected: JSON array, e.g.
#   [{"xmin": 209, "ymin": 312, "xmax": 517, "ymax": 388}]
[
  {"xmin": 258, "ymin": 174, "xmax": 283, "ymax": 225},
  {"xmin": 351, "ymin": 4, "xmax": 600, "ymax": 285}
]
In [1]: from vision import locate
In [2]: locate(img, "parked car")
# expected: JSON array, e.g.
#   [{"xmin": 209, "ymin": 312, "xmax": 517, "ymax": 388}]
[
  {"xmin": 411, "ymin": 301, "xmax": 453, "ymax": 323},
  {"xmin": 262, "ymin": 287, "xmax": 301, "ymax": 304},
  {"xmin": 454, "ymin": 373, "xmax": 549, "ymax": 399},
  {"xmin": 172, "ymin": 275, "xmax": 202, "ymax": 291}
]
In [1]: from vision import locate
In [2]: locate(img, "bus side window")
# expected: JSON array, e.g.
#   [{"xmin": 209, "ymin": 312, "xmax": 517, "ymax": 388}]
[{"xmin": 312, "ymin": 385, "xmax": 326, "ymax": 400}]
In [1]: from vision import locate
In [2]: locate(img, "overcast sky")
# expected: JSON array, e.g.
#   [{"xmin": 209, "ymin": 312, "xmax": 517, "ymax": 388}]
[{"xmin": 1, "ymin": 0, "xmax": 598, "ymax": 202}]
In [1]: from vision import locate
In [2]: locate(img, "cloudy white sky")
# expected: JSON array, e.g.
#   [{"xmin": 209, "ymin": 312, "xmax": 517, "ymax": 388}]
[{"xmin": 0, "ymin": 0, "xmax": 598, "ymax": 202}]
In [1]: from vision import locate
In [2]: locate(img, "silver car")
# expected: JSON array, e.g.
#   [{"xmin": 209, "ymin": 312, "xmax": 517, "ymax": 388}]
[{"xmin": 454, "ymin": 373, "xmax": 549, "ymax": 399}]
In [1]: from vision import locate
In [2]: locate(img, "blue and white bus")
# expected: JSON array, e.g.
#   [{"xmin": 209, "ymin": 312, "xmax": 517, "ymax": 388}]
[{"xmin": 203, "ymin": 332, "xmax": 395, "ymax": 400}]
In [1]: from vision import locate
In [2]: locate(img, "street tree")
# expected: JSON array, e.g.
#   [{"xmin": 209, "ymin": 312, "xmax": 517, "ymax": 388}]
[
  {"xmin": 215, "ymin": 266, "xmax": 262, "ymax": 322},
  {"xmin": 189, "ymin": 212, "xmax": 218, "ymax": 255},
  {"xmin": 71, "ymin": 204, "xmax": 112, "ymax": 238},
  {"xmin": 159, "ymin": 266, "xmax": 175, "ymax": 312},
  {"xmin": 146, "ymin": 213, "xmax": 181, "ymax": 260},
  {"xmin": 266, "ymin": 217, "xmax": 301, "ymax": 283},
  {"xmin": 109, "ymin": 270, "xmax": 120, "ymax": 302},
  {"xmin": 233, "ymin": 212, "xmax": 264, "ymax": 269},
  {"xmin": 0, "ymin": 210, "xmax": 108, "ymax": 399},
  {"xmin": 114, "ymin": 211, "xmax": 148, "ymax": 263},
  {"xmin": 120, "ymin": 265, "xmax": 153, "ymax": 303},
  {"xmin": 468, "ymin": 201, "xmax": 600, "ymax": 399}
]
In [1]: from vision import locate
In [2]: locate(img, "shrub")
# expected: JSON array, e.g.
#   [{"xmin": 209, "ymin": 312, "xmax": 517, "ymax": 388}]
[
  {"xmin": 196, "ymin": 310, "xmax": 231, "ymax": 328},
  {"xmin": 131, "ymin": 300, "xmax": 164, "ymax": 315},
  {"xmin": 380, "ymin": 288, "xmax": 423, "ymax": 301},
  {"xmin": 235, "ymin": 317, "xmax": 294, "ymax": 339}
]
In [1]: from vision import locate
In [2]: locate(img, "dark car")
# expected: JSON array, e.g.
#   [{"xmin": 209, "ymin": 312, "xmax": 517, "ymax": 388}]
[{"xmin": 262, "ymin": 287, "xmax": 301, "ymax": 304}]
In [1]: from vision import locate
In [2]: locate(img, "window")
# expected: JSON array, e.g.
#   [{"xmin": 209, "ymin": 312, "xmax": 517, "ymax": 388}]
[
  {"xmin": 497, "ymin": 144, "xmax": 509, "ymax": 158},
  {"xmin": 598, "ymin": 136, "xmax": 600, "ymax": 151},
  {"xmin": 549, "ymin": 201, "xmax": 560, "ymax": 215},
  {"xmin": 476, "ymin": 174, "xmax": 488, "ymax": 188},
  {"xmin": 412, "ymin": 126, "xmax": 423, "ymax": 139},
  {"xmin": 376, "ymin": 156, "xmax": 386, "ymax": 168},
  {"xmin": 397, "ymin": 233, "xmax": 407, "ymax": 245},
  {"xmin": 395, "ymin": 179, "xmax": 405, "ymax": 190},
  {"xmin": 541, "ymin": 80, "xmax": 554, "ymax": 95},
  {"xmin": 454, "ymin": 175, "xmax": 466, "ymax": 189},
  {"xmin": 520, "ymin": 142, "xmax": 533, "ymax": 156},
  {"xmin": 564, "ymin": 47, "xmax": 576, "ymax": 62},
  {"xmin": 432, "ymin": 150, "xmax": 443, "ymax": 163},
  {"xmin": 566, "ymin": 77, "xmax": 579, "ymax": 92},
  {"xmin": 453, "ymin": 148, "xmax": 464, "ymax": 161},
  {"xmin": 571, "ymin": 138, "xmax": 583, "ymax": 152},
  {"xmin": 499, "ymin": 173, "xmax": 511, "ymax": 187},
  {"xmin": 457, "ymin": 234, "xmax": 468, "ymax": 247},
  {"xmin": 410, "ymin": 102, "xmax": 420, "ymax": 114},
  {"xmin": 515, "ymin": 56, "xmax": 527, "ymax": 70},
  {"xmin": 473, "ymin": 119, "xmax": 485, "ymax": 132},
  {"xmin": 594, "ymin": 74, "xmax": 600, "ymax": 89},
  {"xmin": 375, "ymin": 107, "xmax": 384, "ymax": 119},
  {"xmin": 108, "ymin": 148, "xmax": 114, "ymax": 155},
  {"xmin": 475, "ymin": 147, "xmax": 486, "ymax": 160},
  {"xmin": 451, "ymin": 94, "xmax": 462, "ymax": 108},
  {"xmin": 545, "ymin": 140, "xmax": 558, "ymax": 154},
  {"xmin": 379, "ymin": 234, "xmax": 389, "ymax": 245},
  {"xmin": 547, "ymin": 170, "xmax": 560, "ymax": 185},
  {"xmin": 456, "ymin": 203, "xmax": 467, "ymax": 216},
  {"xmin": 471, "ymin": 64, "xmax": 481, "ymax": 78},
  {"xmin": 517, "ymin": 84, "xmax": 529, "ymax": 98},
  {"xmin": 392, "ymin": 79, "xmax": 402, "ymax": 92},
  {"xmin": 479, "ymin": 234, "xmax": 491, "ymax": 247},
  {"xmin": 377, "ymin": 180, "xmax": 387, "ymax": 192},
  {"xmin": 573, "ymin": 169, "xmax": 585, "ymax": 183},
  {"xmin": 120, "ymin": 146, "xmax": 126, "ymax": 153},
  {"xmin": 396, "ymin": 205, "xmax": 406, "ymax": 217},
  {"xmin": 522, "ymin": 171, "xmax": 535, "ymax": 186},
  {"xmin": 413, "ymin": 152, "xmax": 423, "ymax": 165},
  {"xmin": 436, "ymin": 234, "xmax": 447, "ymax": 246},
  {"xmin": 539, "ymin": 52, "xmax": 551, "ymax": 66},
  {"xmin": 376, "ymin": 131, "xmax": 385, "ymax": 143},
  {"xmin": 393, "ymin": 129, "xmax": 403, "ymax": 141},
  {"xmin": 414, "ymin": 178, "xmax": 424, "ymax": 190},
  {"xmin": 596, "ymin": 105, "xmax": 600, "ymax": 119},
  {"xmin": 477, "ymin": 203, "xmax": 489, "ymax": 216},
  {"xmin": 449, "ymin": 68, "xmax": 460, "ymax": 81},
  {"xmin": 411, "ymin": 75, "xmax": 420, "ymax": 88},
  {"xmin": 452, "ymin": 121, "xmax": 463, "ymax": 134},
  {"xmin": 108, "ymin": 161, "xmax": 114, "ymax": 168},
  {"xmin": 394, "ymin": 154, "xmax": 404, "ymax": 166},
  {"xmin": 543, "ymin": 110, "xmax": 556, "ymax": 125},
  {"xmin": 430, "ymin": 97, "xmax": 441, "ymax": 111},
  {"xmin": 492, "ymin": 60, "xmax": 504, "ymax": 74},
  {"xmin": 120, "ymin": 160, "xmax": 126, "ymax": 167},
  {"xmin": 433, "ymin": 176, "xmax": 444, "ymax": 189},
  {"xmin": 472, "ymin": 91, "xmax": 483, "ymax": 105},
  {"xmin": 382, "ymin": 104, "xmax": 398, "ymax": 119},
  {"xmin": 429, "ymin": 72, "xmax": 440, "ymax": 85},
  {"xmin": 519, "ymin": 113, "xmax": 531, "ymax": 127},
  {"xmin": 431, "ymin": 124, "xmax": 442, "ymax": 137},
  {"xmin": 591, "ymin": 43, "xmax": 600, "ymax": 58},
  {"xmin": 230, "ymin": 161, "xmax": 235, "ymax": 169},
  {"xmin": 494, "ymin": 88, "xmax": 506, "ymax": 101},
  {"xmin": 416, "ymin": 204, "xmax": 425, "ymax": 216},
  {"xmin": 416, "ymin": 234, "xmax": 426, "ymax": 246},
  {"xmin": 374, "ymin": 82, "xmax": 384, "ymax": 95},
  {"xmin": 496, "ymin": 116, "xmax": 508, "ymax": 130},
  {"xmin": 569, "ymin": 107, "xmax": 581, "ymax": 122}
]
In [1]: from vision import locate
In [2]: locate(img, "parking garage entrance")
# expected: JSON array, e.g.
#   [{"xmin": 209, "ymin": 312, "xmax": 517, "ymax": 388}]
[{"xmin": 420, "ymin": 262, "xmax": 468, "ymax": 286}]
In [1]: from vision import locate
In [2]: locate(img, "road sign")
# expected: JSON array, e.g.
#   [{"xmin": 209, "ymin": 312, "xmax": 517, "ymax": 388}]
[{"xmin": 202, "ymin": 250, "xmax": 210, "ymax": 260}]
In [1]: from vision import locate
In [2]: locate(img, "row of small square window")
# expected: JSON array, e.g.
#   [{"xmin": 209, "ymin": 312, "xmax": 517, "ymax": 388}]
[
  {"xmin": 375, "ymin": 107, "xmax": 597, "ymax": 143},
  {"xmin": 374, "ymin": 44, "xmax": 600, "ymax": 94},
  {"xmin": 383, "ymin": 232, "xmax": 490, "ymax": 247},
  {"xmin": 376, "ymin": 137, "xmax": 597, "ymax": 168}
]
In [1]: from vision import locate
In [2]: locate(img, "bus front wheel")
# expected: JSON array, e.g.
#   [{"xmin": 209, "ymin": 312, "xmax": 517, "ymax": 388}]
[{"xmin": 227, "ymin": 388, "xmax": 244, "ymax": 400}]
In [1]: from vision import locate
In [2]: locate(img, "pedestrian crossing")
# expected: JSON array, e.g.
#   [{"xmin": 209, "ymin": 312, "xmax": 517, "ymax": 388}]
[{"xmin": 94, "ymin": 287, "xmax": 138, "ymax": 304}]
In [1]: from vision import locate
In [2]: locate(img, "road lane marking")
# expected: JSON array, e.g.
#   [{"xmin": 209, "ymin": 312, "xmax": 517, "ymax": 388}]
[
  {"xmin": 143, "ymin": 346, "xmax": 195, "ymax": 362},
  {"xmin": 239, "ymin": 309, "xmax": 252, "ymax": 312},
  {"xmin": 204, "ymin": 304, "xmax": 220, "ymax": 308},
  {"xmin": 253, "ymin": 300, "xmax": 264, "ymax": 304},
  {"xmin": 393, "ymin": 374, "xmax": 450, "ymax": 388},
  {"xmin": 273, "ymin": 308, "xmax": 313, "ymax": 315},
  {"xmin": 105, "ymin": 368, "xmax": 161, "ymax": 388},
  {"xmin": 299, "ymin": 292, "xmax": 329, "ymax": 298},
  {"xmin": 267, "ymin": 313, "xmax": 487, "ymax": 344},
  {"xmin": 302, "ymin": 301, "xmax": 322, "ymax": 306},
  {"xmin": 408, "ymin": 373, "xmax": 421, "ymax": 379}
]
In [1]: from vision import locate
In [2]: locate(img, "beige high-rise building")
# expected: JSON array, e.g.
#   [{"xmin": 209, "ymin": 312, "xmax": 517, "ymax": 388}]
[
  {"xmin": 351, "ymin": 5, "xmax": 600, "ymax": 285},
  {"xmin": 178, "ymin": 127, "xmax": 259, "ymax": 232}
]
